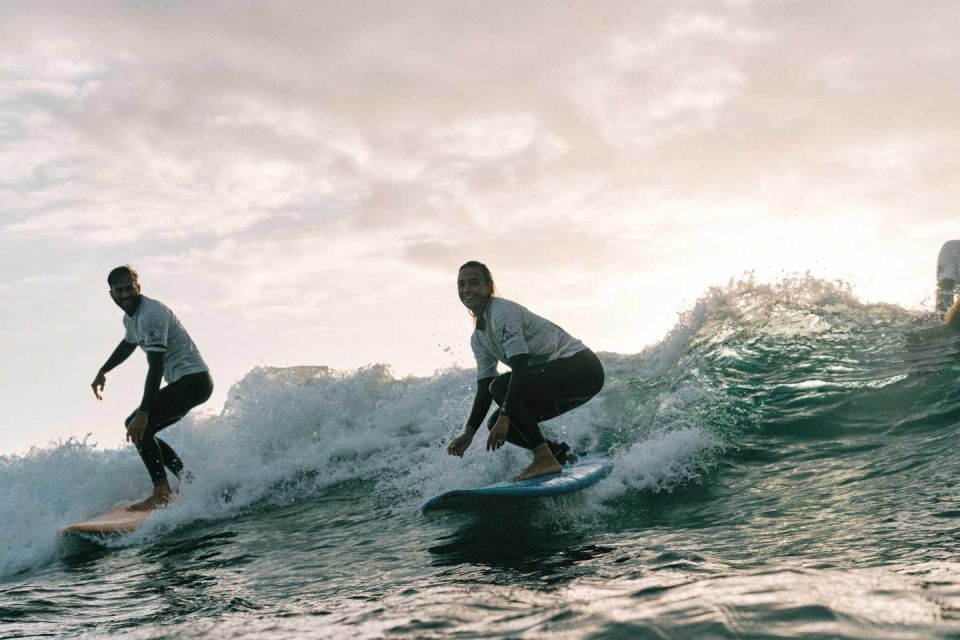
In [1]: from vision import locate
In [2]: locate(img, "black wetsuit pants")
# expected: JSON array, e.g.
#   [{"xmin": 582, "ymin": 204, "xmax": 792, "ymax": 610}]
[
  {"xmin": 125, "ymin": 371, "xmax": 213, "ymax": 486},
  {"xmin": 487, "ymin": 349, "xmax": 604, "ymax": 455}
]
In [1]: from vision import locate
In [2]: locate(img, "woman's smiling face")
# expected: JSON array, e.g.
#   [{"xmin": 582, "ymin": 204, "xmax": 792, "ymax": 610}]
[{"xmin": 458, "ymin": 266, "xmax": 492, "ymax": 313}]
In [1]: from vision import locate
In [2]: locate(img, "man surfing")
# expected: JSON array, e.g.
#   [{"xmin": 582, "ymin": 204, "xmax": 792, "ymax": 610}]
[{"xmin": 91, "ymin": 265, "xmax": 213, "ymax": 511}]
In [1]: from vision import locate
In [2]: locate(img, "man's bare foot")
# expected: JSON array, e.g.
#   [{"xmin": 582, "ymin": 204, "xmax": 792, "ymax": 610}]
[{"xmin": 129, "ymin": 484, "xmax": 173, "ymax": 512}]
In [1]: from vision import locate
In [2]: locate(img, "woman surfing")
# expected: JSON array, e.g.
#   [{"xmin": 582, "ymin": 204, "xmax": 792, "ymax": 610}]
[{"xmin": 447, "ymin": 261, "xmax": 604, "ymax": 481}]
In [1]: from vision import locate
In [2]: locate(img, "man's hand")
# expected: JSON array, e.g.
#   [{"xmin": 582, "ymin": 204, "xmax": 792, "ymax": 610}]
[
  {"xmin": 486, "ymin": 415, "xmax": 511, "ymax": 451},
  {"xmin": 126, "ymin": 412, "xmax": 149, "ymax": 445},
  {"xmin": 91, "ymin": 370, "xmax": 107, "ymax": 400},
  {"xmin": 447, "ymin": 428, "xmax": 476, "ymax": 457}
]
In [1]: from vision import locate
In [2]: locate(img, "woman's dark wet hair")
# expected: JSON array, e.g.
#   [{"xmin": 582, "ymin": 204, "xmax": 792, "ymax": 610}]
[
  {"xmin": 107, "ymin": 264, "xmax": 139, "ymax": 288},
  {"xmin": 459, "ymin": 260, "xmax": 496, "ymax": 329}
]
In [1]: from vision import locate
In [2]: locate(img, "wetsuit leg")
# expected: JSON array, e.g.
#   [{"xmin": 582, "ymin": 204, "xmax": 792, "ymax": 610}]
[
  {"xmin": 519, "ymin": 349, "xmax": 605, "ymax": 421},
  {"xmin": 125, "ymin": 371, "xmax": 214, "ymax": 485},
  {"xmin": 487, "ymin": 349, "xmax": 605, "ymax": 452},
  {"xmin": 485, "ymin": 405, "xmax": 541, "ymax": 449}
]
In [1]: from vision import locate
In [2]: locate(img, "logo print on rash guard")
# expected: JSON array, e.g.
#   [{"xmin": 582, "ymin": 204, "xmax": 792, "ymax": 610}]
[
  {"xmin": 497, "ymin": 324, "xmax": 518, "ymax": 343},
  {"xmin": 143, "ymin": 322, "xmax": 164, "ymax": 348}
]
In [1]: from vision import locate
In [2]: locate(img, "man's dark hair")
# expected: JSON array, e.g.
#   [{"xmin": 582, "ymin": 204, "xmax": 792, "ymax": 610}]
[{"xmin": 107, "ymin": 265, "xmax": 139, "ymax": 287}]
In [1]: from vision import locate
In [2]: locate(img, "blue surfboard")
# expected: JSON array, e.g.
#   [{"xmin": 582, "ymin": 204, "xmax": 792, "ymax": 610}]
[{"xmin": 421, "ymin": 456, "xmax": 612, "ymax": 514}]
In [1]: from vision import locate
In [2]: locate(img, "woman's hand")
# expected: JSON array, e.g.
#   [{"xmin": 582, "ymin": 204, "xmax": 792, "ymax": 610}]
[
  {"xmin": 486, "ymin": 415, "xmax": 511, "ymax": 451},
  {"xmin": 447, "ymin": 428, "xmax": 476, "ymax": 457}
]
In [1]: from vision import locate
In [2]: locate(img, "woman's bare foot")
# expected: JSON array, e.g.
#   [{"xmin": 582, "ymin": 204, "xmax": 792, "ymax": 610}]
[
  {"xmin": 513, "ymin": 443, "xmax": 563, "ymax": 481},
  {"xmin": 129, "ymin": 483, "xmax": 173, "ymax": 511}
]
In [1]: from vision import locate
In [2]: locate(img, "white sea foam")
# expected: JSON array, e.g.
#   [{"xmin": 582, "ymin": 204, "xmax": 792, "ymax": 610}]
[
  {"xmin": 0, "ymin": 358, "xmax": 722, "ymax": 577},
  {"xmin": 0, "ymin": 438, "xmax": 146, "ymax": 577},
  {"xmin": 593, "ymin": 426, "xmax": 724, "ymax": 501}
]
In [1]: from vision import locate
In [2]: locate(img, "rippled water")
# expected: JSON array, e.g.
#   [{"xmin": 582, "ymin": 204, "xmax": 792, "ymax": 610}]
[{"xmin": 3, "ymin": 276, "xmax": 960, "ymax": 638}]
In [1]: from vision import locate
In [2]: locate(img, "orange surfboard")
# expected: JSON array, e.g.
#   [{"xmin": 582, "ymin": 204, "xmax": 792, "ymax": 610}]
[{"xmin": 60, "ymin": 501, "xmax": 153, "ymax": 535}]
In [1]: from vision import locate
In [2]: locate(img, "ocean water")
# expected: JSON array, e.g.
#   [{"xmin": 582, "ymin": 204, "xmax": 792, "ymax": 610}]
[{"xmin": 3, "ymin": 275, "xmax": 960, "ymax": 639}]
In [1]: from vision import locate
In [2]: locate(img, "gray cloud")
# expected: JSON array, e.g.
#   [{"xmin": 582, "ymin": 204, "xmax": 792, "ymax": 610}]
[{"xmin": 1, "ymin": 0, "xmax": 957, "ymax": 274}]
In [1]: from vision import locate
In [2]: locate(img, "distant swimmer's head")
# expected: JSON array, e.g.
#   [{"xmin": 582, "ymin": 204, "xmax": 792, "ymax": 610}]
[
  {"xmin": 107, "ymin": 264, "xmax": 142, "ymax": 316},
  {"xmin": 458, "ymin": 261, "xmax": 495, "ymax": 323}
]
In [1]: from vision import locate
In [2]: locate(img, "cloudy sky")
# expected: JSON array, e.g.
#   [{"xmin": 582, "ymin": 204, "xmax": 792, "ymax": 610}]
[{"xmin": 1, "ymin": 1, "xmax": 957, "ymax": 455}]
